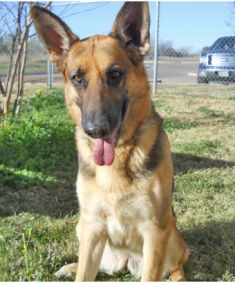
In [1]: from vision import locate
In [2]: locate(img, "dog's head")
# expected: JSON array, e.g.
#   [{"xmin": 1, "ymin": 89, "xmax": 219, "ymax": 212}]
[{"xmin": 31, "ymin": 2, "xmax": 151, "ymax": 166}]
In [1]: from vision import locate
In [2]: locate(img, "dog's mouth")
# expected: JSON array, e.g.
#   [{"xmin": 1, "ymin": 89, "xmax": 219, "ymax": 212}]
[
  {"xmin": 92, "ymin": 98, "xmax": 128, "ymax": 166},
  {"xmin": 92, "ymin": 132, "xmax": 117, "ymax": 166}
]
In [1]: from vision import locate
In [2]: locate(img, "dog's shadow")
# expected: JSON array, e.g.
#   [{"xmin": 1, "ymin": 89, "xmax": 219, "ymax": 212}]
[
  {"xmin": 182, "ymin": 220, "xmax": 235, "ymax": 281},
  {"xmin": 173, "ymin": 152, "xmax": 235, "ymax": 174}
]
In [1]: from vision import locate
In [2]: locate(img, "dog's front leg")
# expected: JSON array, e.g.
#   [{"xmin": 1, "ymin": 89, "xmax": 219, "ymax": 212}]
[
  {"xmin": 141, "ymin": 228, "xmax": 169, "ymax": 281},
  {"xmin": 76, "ymin": 221, "xmax": 107, "ymax": 281}
]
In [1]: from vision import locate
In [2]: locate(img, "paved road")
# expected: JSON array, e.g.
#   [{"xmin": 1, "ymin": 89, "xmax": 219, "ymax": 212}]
[
  {"xmin": 145, "ymin": 61, "xmax": 198, "ymax": 84},
  {"xmin": 20, "ymin": 60, "xmax": 199, "ymax": 85}
]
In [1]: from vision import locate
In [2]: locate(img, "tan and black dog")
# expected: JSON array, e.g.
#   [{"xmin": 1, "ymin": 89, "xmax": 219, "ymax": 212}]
[{"xmin": 31, "ymin": 2, "xmax": 189, "ymax": 281}]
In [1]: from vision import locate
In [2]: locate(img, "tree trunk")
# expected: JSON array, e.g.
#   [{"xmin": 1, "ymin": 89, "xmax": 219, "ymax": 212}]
[
  {"xmin": 0, "ymin": 77, "xmax": 5, "ymax": 115},
  {"xmin": 0, "ymin": 2, "xmax": 50, "ymax": 119},
  {"xmin": 3, "ymin": 96, "xmax": 9, "ymax": 115},
  {"xmin": 5, "ymin": 31, "xmax": 18, "ymax": 95},
  {"xmin": 3, "ymin": 4, "xmax": 33, "ymax": 117},
  {"xmin": 0, "ymin": 77, "xmax": 5, "ymax": 96},
  {"xmin": 13, "ymin": 33, "xmax": 28, "ymax": 116}
]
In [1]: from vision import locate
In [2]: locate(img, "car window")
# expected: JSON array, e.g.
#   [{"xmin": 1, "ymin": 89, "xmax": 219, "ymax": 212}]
[{"xmin": 211, "ymin": 37, "xmax": 235, "ymax": 50}]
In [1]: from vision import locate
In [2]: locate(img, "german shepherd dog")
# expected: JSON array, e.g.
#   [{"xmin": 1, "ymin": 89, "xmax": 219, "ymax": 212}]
[{"xmin": 31, "ymin": 2, "xmax": 189, "ymax": 281}]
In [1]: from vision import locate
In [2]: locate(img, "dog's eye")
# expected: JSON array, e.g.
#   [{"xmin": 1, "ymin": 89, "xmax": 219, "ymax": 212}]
[
  {"xmin": 73, "ymin": 74, "xmax": 83, "ymax": 84},
  {"xmin": 72, "ymin": 68, "xmax": 85, "ymax": 86},
  {"xmin": 107, "ymin": 69, "xmax": 124, "ymax": 86}
]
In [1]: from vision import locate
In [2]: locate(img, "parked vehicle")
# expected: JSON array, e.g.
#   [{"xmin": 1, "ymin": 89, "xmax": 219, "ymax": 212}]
[{"xmin": 197, "ymin": 36, "xmax": 235, "ymax": 83}]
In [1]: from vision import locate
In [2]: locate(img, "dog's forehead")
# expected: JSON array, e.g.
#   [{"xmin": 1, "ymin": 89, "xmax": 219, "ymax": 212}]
[{"xmin": 66, "ymin": 35, "xmax": 130, "ymax": 72}]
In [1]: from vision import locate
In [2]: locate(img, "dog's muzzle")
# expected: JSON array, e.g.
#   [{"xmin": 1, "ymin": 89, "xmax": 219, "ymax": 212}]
[{"xmin": 85, "ymin": 97, "xmax": 129, "ymax": 166}]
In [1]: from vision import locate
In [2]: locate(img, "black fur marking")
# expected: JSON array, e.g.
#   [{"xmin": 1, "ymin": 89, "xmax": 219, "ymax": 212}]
[
  {"xmin": 80, "ymin": 36, "xmax": 91, "ymax": 42},
  {"xmin": 171, "ymin": 179, "xmax": 176, "ymax": 217},
  {"xmin": 121, "ymin": 95, "xmax": 129, "ymax": 121},
  {"xmin": 144, "ymin": 118, "xmax": 163, "ymax": 172},
  {"xmin": 172, "ymin": 178, "xmax": 175, "ymax": 194},
  {"xmin": 130, "ymin": 108, "xmax": 163, "ymax": 180},
  {"xmin": 78, "ymin": 154, "xmax": 95, "ymax": 178}
]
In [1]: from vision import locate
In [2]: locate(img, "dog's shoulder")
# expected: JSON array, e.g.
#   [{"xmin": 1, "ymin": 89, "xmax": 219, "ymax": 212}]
[{"xmin": 129, "ymin": 105, "xmax": 169, "ymax": 176}]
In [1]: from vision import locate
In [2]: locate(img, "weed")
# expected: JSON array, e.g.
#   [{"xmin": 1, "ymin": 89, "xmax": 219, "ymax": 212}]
[
  {"xmin": 163, "ymin": 117, "xmax": 198, "ymax": 133},
  {"xmin": 22, "ymin": 228, "xmax": 33, "ymax": 276}
]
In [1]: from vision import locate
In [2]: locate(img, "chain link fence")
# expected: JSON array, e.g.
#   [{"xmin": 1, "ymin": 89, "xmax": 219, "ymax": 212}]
[
  {"xmin": 1, "ymin": 2, "xmax": 235, "ymax": 89},
  {"xmin": 150, "ymin": 2, "xmax": 235, "ymax": 86},
  {"xmin": 57, "ymin": 2, "xmax": 235, "ymax": 88}
]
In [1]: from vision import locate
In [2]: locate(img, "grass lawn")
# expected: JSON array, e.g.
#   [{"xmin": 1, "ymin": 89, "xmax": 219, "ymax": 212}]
[
  {"xmin": 0, "ymin": 84, "xmax": 234, "ymax": 281},
  {"xmin": 0, "ymin": 57, "xmax": 47, "ymax": 76}
]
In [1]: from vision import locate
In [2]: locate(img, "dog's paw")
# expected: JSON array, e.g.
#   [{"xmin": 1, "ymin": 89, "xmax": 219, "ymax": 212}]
[{"xmin": 55, "ymin": 263, "xmax": 78, "ymax": 278}]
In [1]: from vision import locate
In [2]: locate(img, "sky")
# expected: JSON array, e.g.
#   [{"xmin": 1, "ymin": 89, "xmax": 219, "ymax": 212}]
[
  {"xmin": 37, "ymin": 1, "xmax": 235, "ymax": 54},
  {"xmin": 158, "ymin": 2, "xmax": 235, "ymax": 52}
]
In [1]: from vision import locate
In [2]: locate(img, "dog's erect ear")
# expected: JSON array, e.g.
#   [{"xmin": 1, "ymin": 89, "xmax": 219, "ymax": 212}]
[
  {"xmin": 31, "ymin": 6, "xmax": 78, "ymax": 69},
  {"xmin": 111, "ymin": 2, "xmax": 150, "ymax": 61}
]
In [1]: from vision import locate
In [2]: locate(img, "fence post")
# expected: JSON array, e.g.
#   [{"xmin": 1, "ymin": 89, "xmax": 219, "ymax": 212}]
[
  {"xmin": 47, "ymin": 4, "xmax": 53, "ymax": 89},
  {"xmin": 51, "ymin": 63, "xmax": 54, "ymax": 87},
  {"xmin": 152, "ymin": 1, "xmax": 160, "ymax": 95},
  {"xmin": 47, "ymin": 60, "xmax": 52, "ymax": 89}
]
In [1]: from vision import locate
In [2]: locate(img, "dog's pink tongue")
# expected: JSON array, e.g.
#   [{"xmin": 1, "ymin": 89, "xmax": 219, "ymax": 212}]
[{"xmin": 93, "ymin": 138, "xmax": 115, "ymax": 166}]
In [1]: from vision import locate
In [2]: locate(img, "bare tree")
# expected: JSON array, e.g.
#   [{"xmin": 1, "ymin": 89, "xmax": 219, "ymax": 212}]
[{"xmin": 0, "ymin": 2, "xmax": 50, "ymax": 120}]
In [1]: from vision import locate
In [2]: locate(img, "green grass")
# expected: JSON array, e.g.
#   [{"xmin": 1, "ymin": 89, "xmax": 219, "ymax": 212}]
[
  {"xmin": 0, "ymin": 59, "xmax": 47, "ymax": 76},
  {"xmin": 175, "ymin": 139, "xmax": 221, "ymax": 154},
  {"xmin": 163, "ymin": 117, "xmax": 198, "ymax": 133},
  {"xmin": 0, "ymin": 85, "xmax": 235, "ymax": 281},
  {"xmin": 0, "ymin": 88, "xmax": 78, "ymax": 217},
  {"xmin": 25, "ymin": 59, "xmax": 48, "ymax": 74},
  {"xmin": 198, "ymin": 106, "xmax": 235, "ymax": 121}
]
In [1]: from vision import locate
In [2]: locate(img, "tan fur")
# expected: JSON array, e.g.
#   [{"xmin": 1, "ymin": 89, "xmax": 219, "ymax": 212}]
[{"xmin": 31, "ymin": 3, "xmax": 189, "ymax": 281}]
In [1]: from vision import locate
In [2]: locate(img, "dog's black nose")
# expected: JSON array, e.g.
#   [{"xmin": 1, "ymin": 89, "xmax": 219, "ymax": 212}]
[{"xmin": 84, "ymin": 121, "xmax": 110, "ymax": 139}]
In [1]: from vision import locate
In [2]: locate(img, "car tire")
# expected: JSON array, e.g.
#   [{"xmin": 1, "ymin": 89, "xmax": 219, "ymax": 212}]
[{"xmin": 197, "ymin": 76, "xmax": 208, "ymax": 84}]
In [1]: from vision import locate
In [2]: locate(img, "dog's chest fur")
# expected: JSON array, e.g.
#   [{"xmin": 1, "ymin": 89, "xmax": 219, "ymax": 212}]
[
  {"xmin": 77, "ymin": 123, "xmax": 163, "ymax": 252},
  {"xmin": 78, "ymin": 163, "xmax": 158, "ymax": 252},
  {"xmin": 105, "ymin": 186, "xmax": 152, "ymax": 252}
]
